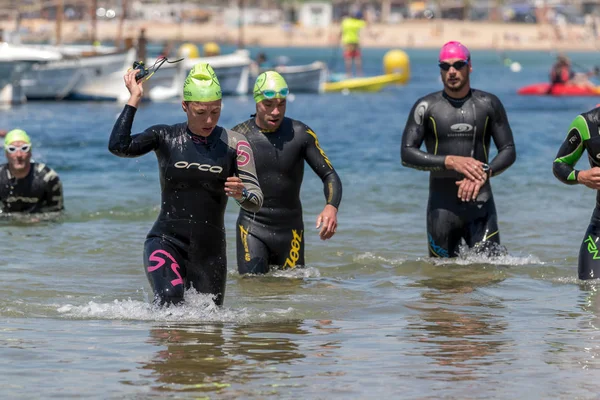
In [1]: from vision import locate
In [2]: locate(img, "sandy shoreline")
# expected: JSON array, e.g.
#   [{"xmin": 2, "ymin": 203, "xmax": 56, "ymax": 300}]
[{"xmin": 3, "ymin": 19, "xmax": 600, "ymax": 52}]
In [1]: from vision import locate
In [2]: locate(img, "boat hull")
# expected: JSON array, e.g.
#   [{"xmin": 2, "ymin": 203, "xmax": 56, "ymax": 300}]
[{"xmin": 517, "ymin": 82, "xmax": 600, "ymax": 96}]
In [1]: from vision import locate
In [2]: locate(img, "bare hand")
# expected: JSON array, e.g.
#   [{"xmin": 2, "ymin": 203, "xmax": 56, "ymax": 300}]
[
  {"xmin": 316, "ymin": 204, "xmax": 338, "ymax": 240},
  {"xmin": 456, "ymin": 177, "xmax": 486, "ymax": 202},
  {"xmin": 225, "ymin": 176, "xmax": 246, "ymax": 201},
  {"xmin": 445, "ymin": 155, "xmax": 486, "ymax": 181},
  {"xmin": 578, "ymin": 167, "xmax": 600, "ymax": 190},
  {"xmin": 124, "ymin": 69, "xmax": 144, "ymax": 107},
  {"xmin": 0, "ymin": 130, "xmax": 6, "ymax": 138}
]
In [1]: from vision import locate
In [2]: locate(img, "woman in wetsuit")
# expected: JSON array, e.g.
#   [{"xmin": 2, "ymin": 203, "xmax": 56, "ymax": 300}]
[
  {"xmin": 108, "ymin": 63, "xmax": 263, "ymax": 305},
  {"xmin": 401, "ymin": 41, "xmax": 516, "ymax": 258}
]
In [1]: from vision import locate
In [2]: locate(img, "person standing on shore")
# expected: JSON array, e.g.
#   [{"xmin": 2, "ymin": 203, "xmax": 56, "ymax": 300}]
[
  {"xmin": 339, "ymin": 9, "xmax": 367, "ymax": 77},
  {"xmin": 400, "ymin": 41, "xmax": 516, "ymax": 258}
]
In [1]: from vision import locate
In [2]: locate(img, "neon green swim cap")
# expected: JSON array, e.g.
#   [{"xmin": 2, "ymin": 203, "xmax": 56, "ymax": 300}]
[
  {"xmin": 253, "ymin": 71, "xmax": 289, "ymax": 103},
  {"xmin": 4, "ymin": 129, "xmax": 31, "ymax": 149},
  {"xmin": 183, "ymin": 63, "xmax": 222, "ymax": 102}
]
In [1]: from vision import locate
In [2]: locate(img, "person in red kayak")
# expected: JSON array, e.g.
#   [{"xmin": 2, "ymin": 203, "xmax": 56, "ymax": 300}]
[{"xmin": 549, "ymin": 54, "xmax": 597, "ymax": 89}]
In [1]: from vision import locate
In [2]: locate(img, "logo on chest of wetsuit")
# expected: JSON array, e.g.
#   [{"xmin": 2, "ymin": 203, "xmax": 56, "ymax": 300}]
[
  {"xmin": 450, "ymin": 123, "xmax": 473, "ymax": 132},
  {"xmin": 174, "ymin": 161, "xmax": 223, "ymax": 173}
]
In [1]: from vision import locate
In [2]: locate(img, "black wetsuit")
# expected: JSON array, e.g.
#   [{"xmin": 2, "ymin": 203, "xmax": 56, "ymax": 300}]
[
  {"xmin": 231, "ymin": 117, "xmax": 342, "ymax": 274},
  {"xmin": 401, "ymin": 89, "xmax": 516, "ymax": 257},
  {"xmin": 109, "ymin": 105, "xmax": 263, "ymax": 305},
  {"xmin": 553, "ymin": 108, "xmax": 600, "ymax": 280},
  {"xmin": 0, "ymin": 162, "xmax": 63, "ymax": 213}
]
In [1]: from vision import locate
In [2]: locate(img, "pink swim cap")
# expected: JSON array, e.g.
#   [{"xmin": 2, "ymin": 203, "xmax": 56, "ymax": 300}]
[{"xmin": 439, "ymin": 41, "xmax": 471, "ymax": 63}]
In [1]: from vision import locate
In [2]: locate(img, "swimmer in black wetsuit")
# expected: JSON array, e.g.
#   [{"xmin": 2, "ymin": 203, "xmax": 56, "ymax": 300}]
[
  {"xmin": 0, "ymin": 129, "xmax": 63, "ymax": 214},
  {"xmin": 401, "ymin": 41, "xmax": 516, "ymax": 258},
  {"xmin": 231, "ymin": 71, "xmax": 342, "ymax": 274},
  {"xmin": 553, "ymin": 106, "xmax": 600, "ymax": 280},
  {"xmin": 109, "ymin": 63, "xmax": 263, "ymax": 306}
]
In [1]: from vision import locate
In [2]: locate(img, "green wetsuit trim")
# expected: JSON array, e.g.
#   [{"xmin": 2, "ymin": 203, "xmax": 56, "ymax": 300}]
[{"xmin": 554, "ymin": 115, "xmax": 589, "ymax": 182}]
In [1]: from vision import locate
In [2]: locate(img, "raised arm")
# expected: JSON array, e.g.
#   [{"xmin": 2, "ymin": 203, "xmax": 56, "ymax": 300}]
[
  {"xmin": 401, "ymin": 99, "xmax": 446, "ymax": 171},
  {"xmin": 488, "ymin": 95, "xmax": 516, "ymax": 176},
  {"xmin": 108, "ymin": 105, "xmax": 164, "ymax": 158}
]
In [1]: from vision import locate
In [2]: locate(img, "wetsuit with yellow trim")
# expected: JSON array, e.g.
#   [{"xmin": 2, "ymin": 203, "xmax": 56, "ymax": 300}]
[
  {"xmin": 109, "ymin": 105, "xmax": 263, "ymax": 305},
  {"xmin": 553, "ymin": 108, "xmax": 600, "ymax": 280},
  {"xmin": 0, "ymin": 162, "xmax": 63, "ymax": 213},
  {"xmin": 231, "ymin": 117, "xmax": 342, "ymax": 274},
  {"xmin": 401, "ymin": 89, "xmax": 516, "ymax": 257}
]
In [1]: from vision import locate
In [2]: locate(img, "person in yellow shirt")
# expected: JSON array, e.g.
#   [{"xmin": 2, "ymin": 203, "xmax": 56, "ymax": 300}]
[{"xmin": 340, "ymin": 10, "xmax": 366, "ymax": 77}]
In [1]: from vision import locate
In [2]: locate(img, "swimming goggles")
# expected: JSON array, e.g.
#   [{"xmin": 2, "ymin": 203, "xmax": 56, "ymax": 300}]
[
  {"xmin": 438, "ymin": 60, "xmax": 469, "ymax": 71},
  {"xmin": 5, "ymin": 144, "xmax": 31, "ymax": 153},
  {"xmin": 261, "ymin": 87, "xmax": 289, "ymax": 99}
]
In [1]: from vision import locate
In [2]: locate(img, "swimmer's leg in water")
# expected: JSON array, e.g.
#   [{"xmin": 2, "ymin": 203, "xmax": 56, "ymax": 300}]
[
  {"xmin": 236, "ymin": 221, "xmax": 270, "ymax": 275},
  {"xmin": 144, "ymin": 237, "xmax": 186, "ymax": 306},
  {"xmin": 427, "ymin": 208, "xmax": 463, "ymax": 258},
  {"xmin": 578, "ymin": 222, "xmax": 600, "ymax": 280},
  {"xmin": 465, "ymin": 205, "xmax": 505, "ymax": 257}
]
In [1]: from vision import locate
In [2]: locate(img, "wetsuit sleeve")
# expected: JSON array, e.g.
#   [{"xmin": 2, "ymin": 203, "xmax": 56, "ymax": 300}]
[
  {"xmin": 43, "ymin": 169, "xmax": 64, "ymax": 212},
  {"xmin": 303, "ymin": 125, "xmax": 342, "ymax": 209},
  {"xmin": 234, "ymin": 136, "xmax": 263, "ymax": 212},
  {"xmin": 488, "ymin": 96, "xmax": 516, "ymax": 176},
  {"xmin": 108, "ymin": 105, "xmax": 161, "ymax": 157},
  {"xmin": 553, "ymin": 115, "xmax": 588, "ymax": 184},
  {"xmin": 401, "ymin": 99, "xmax": 447, "ymax": 171}
]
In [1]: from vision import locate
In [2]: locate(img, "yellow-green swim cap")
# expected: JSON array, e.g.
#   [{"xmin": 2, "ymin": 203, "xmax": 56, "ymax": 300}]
[
  {"xmin": 183, "ymin": 63, "xmax": 222, "ymax": 102},
  {"xmin": 253, "ymin": 71, "xmax": 289, "ymax": 103},
  {"xmin": 4, "ymin": 129, "xmax": 31, "ymax": 149}
]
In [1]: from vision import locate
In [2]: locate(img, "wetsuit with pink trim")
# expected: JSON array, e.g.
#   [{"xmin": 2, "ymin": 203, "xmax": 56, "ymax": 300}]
[
  {"xmin": 553, "ymin": 108, "xmax": 600, "ymax": 280},
  {"xmin": 231, "ymin": 117, "xmax": 342, "ymax": 274},
  {"xmin": 109, "ymin": 105, "xmax": 263, "ymax": 305},
  {"xmin": 401, "ymin": 89, "xmax": 516, "ymax": 257}
]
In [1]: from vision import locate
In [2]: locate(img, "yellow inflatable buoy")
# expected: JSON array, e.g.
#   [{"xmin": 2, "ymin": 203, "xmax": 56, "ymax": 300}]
[
  {"xmin": 178, "ymin": 43, "xmax": 199, "ymax": 59},
  {"xmin": 383, "ymin": 49, "xmax": 410, "ymax": 84},
  {"xmin": 203, "ymin": 42, "xmax": 221, "ymax": 57}
]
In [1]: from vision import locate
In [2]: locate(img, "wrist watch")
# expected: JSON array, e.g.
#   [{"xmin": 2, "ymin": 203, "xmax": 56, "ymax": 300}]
[
  {"xmin": 482, "ymin": 163, "xmax": 491, "ymax": 178},
  {"xmin": 236, "ymin": 188, "xmax": 248, "ymax": 204}
]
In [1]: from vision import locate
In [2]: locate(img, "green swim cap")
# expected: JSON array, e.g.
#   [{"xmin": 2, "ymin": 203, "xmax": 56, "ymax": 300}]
[
  {"xmin": 4, "ymin": 129, "xmax": 31, "ymax": 149},
  {"xmin": 253, "ymin": 71, "xmax": 289, "ymax": 103},
  {"xmin": 183, "ymin": 63, "xmax": 222, "ymax": 102}
]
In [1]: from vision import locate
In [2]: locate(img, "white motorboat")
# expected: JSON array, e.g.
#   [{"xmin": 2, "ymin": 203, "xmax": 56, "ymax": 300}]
[
  {"xmin": 249, "ymin": 61, "xmax": 328, "ymax": 94},
  {"xmin": 0, "ymin": 42, "xmax": 62, "ymax": 104}
]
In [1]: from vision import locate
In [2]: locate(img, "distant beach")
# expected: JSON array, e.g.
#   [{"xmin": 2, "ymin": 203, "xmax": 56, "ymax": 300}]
[{"xmin": 3, "ymin": 18, "xmax": 600, "ymax": 53}]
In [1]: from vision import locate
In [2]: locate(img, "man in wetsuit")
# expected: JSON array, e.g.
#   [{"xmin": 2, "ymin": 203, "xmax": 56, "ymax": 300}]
[
  {"xmin": 0, "ymin": 129, "xmax": 64, "ymax": 214},
  {"xmin": 553, "ymin": 107, "xmax": 600, "ymax": 280},
  {"xmin": 401, "ymin": 41, "xmax": 516, "ymax": 258},
  {"xmin": 109, "ymin": 63, "xmax": 263, "ymax": 306},
  {"xmin": 231, "ymin": 71, "xmax": 342, "ymax": 274}
]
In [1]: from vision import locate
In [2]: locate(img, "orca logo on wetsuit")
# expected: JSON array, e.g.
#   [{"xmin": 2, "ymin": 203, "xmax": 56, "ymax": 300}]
[
  {"xmin": 414, "ymin": 101, "xmax": 428, "ymax": 125},
  {"xmin": 174, "ymin": 161, "xmax": 223, "ymax": 173},
  {"xmin": 451, "ymin": 123, "xmax": 473, "ymax": 132}
]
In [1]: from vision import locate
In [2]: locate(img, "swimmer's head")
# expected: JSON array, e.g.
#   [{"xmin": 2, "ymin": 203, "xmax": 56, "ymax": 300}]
[
  {"xmin": 253, "ymin": 71, "xmax": 288, "ymax": 131},
  {"xmin": 4, "ymin": 129, "xmax": 31, "ymax": 148},
  {"xmin": 253, "ymin": 71, "xmax": 289, "ymax": 103},
  {"xmin": 4, "ymin": 129, "xmax": 32, "ymax": 172},
  {"xmin": 439, "ymin": 41, "xmax": 471, "ymax": 65},
  {"xmin": 182, "ymin": 62, "xmax": 222, "ymax": 102}
]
